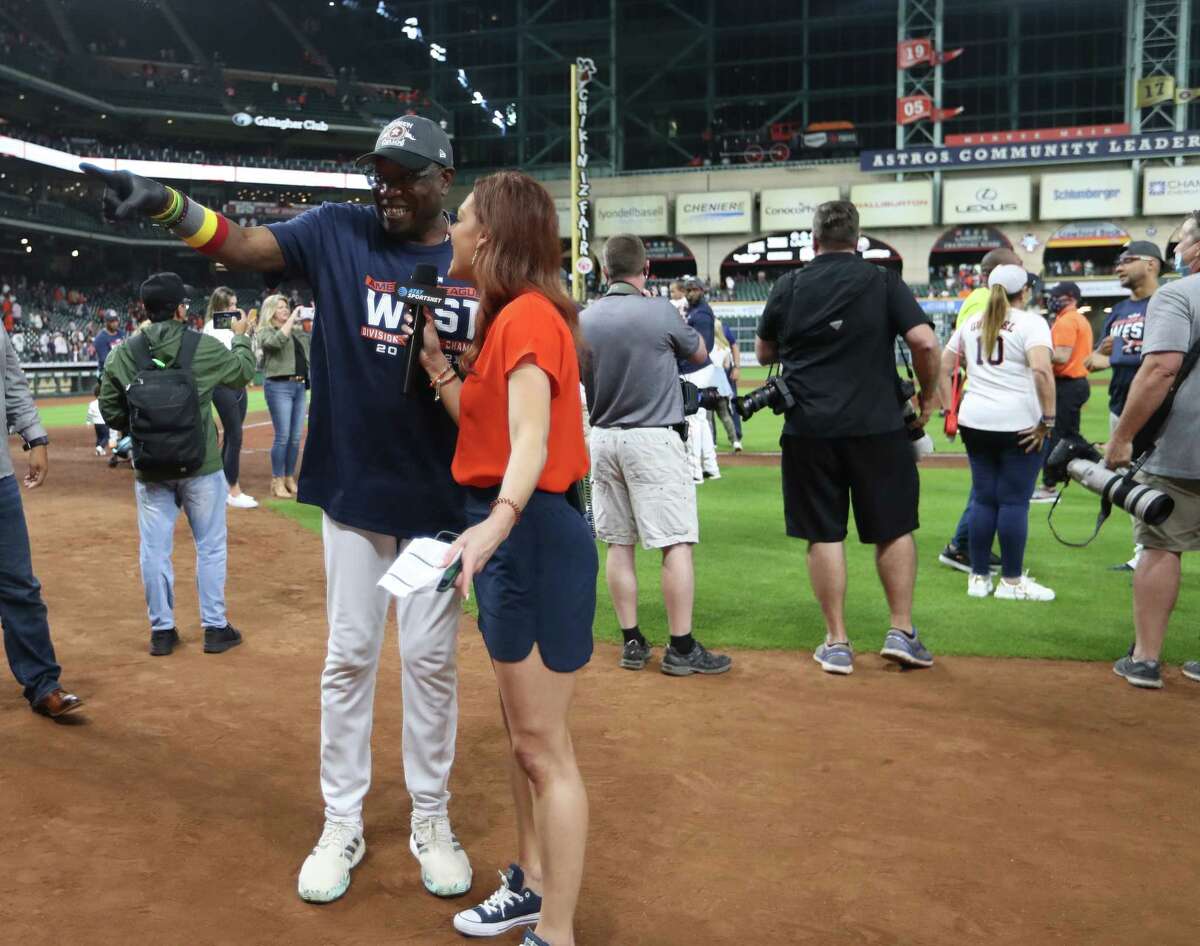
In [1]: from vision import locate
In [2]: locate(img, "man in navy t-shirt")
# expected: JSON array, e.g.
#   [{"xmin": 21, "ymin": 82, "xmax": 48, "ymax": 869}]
[
  {"xmin": 81, "ymin": 115, "xmax": 476, "ymax": 905},
  {"xmin": 92, "ymin": 310, "xmax": 125, "ymax": 372}
]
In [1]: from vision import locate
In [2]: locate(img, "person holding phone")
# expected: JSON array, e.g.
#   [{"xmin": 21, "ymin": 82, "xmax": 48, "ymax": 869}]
[
  {"xmin": 414, "ymin": 171, "xmax": 595, "ymax": 946},
  {"xmin": 203, "ymin": 287, "xmax": 256, "ymax": 509},
  {"xmin": 942, "ymin": 264, "xmax": 1057, "ymax": 602},
  {"xmin": 257, "ymin": 293, "xmax": 311, "ymax": 500}
]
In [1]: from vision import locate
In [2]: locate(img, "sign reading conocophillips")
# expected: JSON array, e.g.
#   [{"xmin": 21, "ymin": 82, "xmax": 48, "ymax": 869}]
[
  {"xmin": 1039, "ymin": 169, "xmax": 1135, "ymax": 221},
  {"xmin": 861, "ymin": 130, "xmax": 1200, "ymax": 172},
  {"xmin": 1143, "ymin": 166, "xmax": 1200, "ymax": 216},
  {"xmin": 675, "ymin": 191, "xmax": 753, "ymax": 235},
  {"xmin": 942, "ymin": 176, "xmax": 1031, "ymax": 224},
  {"xmin": 759, "ymin": 187, "xmax": 841, "ymax": 231},
  {"xmin": 595, "ymin": 195, "xmax": 667, "ymax": 237},
  {"xmin": 849, "ymin": 180, "xmax": 933, "ymax": 227}
]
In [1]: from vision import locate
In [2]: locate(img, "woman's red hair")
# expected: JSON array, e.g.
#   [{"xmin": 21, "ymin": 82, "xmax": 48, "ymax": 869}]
[{"xmin": 460, "ymin": 170, "xmax": 579, "ymax": 369}]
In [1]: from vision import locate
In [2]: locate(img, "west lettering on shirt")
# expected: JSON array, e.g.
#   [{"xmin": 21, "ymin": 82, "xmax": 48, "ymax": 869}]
[{"xmin": 362, "ymin": 273, "xmax": 478, "ymax": 360}]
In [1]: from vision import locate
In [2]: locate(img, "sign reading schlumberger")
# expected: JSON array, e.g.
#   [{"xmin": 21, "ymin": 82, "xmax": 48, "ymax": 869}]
[{"xmin": 860, "ymin": 130, "xmax": 1200, "ymax": 172}]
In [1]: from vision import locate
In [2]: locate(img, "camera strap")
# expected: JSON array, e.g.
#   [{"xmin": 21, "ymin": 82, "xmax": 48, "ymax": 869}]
[{"xmin": 1046, "ymin": 481, "xmax": 1111, "ymax": 549}]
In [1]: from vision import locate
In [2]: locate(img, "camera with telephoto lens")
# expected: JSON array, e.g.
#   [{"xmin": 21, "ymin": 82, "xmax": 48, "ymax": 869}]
[
  {"xmin": 680, "ymin": 379, "xmax": 723, "ymax": 416},
  {"xmin": 1044, "ymin": 435, "xmax": 1174, "ymax": 526},
  {"xmin": 732, "ymin": 376, "xmax": 795, "ymax": 420}
]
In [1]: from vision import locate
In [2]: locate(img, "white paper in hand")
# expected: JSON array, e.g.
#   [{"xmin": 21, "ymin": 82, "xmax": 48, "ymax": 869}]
[{"xmin": 378, "ymin": 537, "xmax": 457, "ymax": 598}]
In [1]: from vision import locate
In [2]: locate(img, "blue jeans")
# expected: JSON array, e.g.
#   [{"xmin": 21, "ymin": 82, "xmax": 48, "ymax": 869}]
[
  {"xmin": 964, "ymin": 431, "xmax": 1043, "ymax": 579},
  {"xmin": 264, "ymin": 379, "xmax": 306, "ymax": 477},
  {"xmin": 0, "ymin": 474, "xmax": 61, "ymax": 705},
  {"xmin": 951, "ymin": 485, "xmax": 973, "ymax": 549},
  {"xmin": 134, "ymin": 470, "xmax": 229, "ymax": 631}
]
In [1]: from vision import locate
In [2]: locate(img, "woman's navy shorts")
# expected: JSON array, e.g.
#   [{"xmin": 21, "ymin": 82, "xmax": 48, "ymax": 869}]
[{"xmin": 465, "ymin": 486, "xmax": 597, "ymax": 673}]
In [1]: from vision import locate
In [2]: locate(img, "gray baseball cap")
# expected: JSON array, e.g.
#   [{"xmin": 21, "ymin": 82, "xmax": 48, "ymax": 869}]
[{"xmin": 356, "ymin": 115, "xmax": 454, "ymax": 170}]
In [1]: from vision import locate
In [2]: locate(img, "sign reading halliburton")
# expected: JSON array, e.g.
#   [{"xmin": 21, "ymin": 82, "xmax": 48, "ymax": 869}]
[{"xmin": 861, "ymin": 130, "xmax": 1200, "ymax": 172}]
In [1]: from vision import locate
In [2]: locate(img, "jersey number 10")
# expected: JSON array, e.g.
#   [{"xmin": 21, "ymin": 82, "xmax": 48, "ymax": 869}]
[{"xmin": 976, "ymin": 337, "xmax": 1004, "ymax": 366}]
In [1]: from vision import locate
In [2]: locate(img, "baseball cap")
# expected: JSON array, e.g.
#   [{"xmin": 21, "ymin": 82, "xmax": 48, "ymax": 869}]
[
  {"xmin": 139, "ymin": 272, "xmax": 189, "ymax": 311},
  {"xmin": 682, "ymin": 275, "xmax": 707, "ymax": 291},
  {"xmin": 1047, "ymin": 280, "xmax": 1082, "ymax": 300},
  {"xmin": 1118, "ymin": 240, "xmax": 1165, "ymax": 266},
  {"xmin": 356, "ymin": 115, "xmax": 454, "ymax": 170},
  {"xmin": 102, "ymin": 308, "xmax": 119, "ymax": 321},
  {"xmin": 988, "ymin": 264, "xmax": 1028, "ymax": 295}
]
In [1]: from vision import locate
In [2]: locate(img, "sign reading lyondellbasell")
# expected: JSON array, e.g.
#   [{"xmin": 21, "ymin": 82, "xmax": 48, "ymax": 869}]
[
  {"xmin": 942, "ymin": 176, "xmax": 1031, "ymax": 224},
  {"xmin": 849, "ymin": 180, "xmax": 934, "ymax": 227},
  {"xmin": 675, "ymin": 191, "xmax": 753, "ymax": 235},
  {"xmin": 759, "ymin": 187, "xmax": 841, "ymax": 231},
  {"xmin": 595, "ymin": 195, "xmax": 668, "ymax": 237},
  {"xmin": 1143, "ymin": 165, "xmax": 1200, "ymax": 216},
  {"xmin": 860, "ymin": 130, "xmax": 1200, "ymax": 172},
  {"xmin": 1040, "ymin": 169, "xmax": 1135, "ymax": 220}
]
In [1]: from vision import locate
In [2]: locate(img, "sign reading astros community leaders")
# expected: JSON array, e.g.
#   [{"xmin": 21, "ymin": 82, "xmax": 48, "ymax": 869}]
[
  {"xmin": 675, "ymin": 190, "xmax": 753, "ymax": 235},
  {"xmin": 860, "ymin": 130, "xmax": 1200, "ymax": 171}
]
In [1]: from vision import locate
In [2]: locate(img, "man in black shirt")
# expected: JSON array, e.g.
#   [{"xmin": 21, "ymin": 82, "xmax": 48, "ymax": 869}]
[{"xmin": 757, "ymin": 200, "xmax": 941, "ymax": 676}]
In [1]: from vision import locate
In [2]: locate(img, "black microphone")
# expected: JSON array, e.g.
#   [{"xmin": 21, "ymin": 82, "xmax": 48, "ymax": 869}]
[{"xmin": 401, "ymin": 263, "xmax": 447, "ymax": 395}]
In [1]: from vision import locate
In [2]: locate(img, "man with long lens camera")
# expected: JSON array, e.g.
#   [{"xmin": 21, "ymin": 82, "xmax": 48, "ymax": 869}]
[
  {"xmin": 1102, "ymin": 212, "xmax": 1200, "ymax": 689},
  {"xmin": 581, "ymin": 234, "xmax": 732, "ymax": 676},
  {"xmin": 756, "ymin": 200, "xmax": 941, "ymax": 675}
]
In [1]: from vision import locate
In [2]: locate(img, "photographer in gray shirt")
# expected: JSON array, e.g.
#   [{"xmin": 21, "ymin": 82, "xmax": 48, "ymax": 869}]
[
  {"xmin": 1105, "ymin": 211, "xmax": 1200, "ymax": 689},
  {"xmin": 581, "ymin": 234, "xmax": 732, "ymax": 677}
]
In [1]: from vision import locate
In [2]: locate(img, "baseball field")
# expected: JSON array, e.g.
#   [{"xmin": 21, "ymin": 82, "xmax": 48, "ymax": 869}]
[{"xmin": 3, "ymin": 387, "xmax": 1197, "ymax": 945}]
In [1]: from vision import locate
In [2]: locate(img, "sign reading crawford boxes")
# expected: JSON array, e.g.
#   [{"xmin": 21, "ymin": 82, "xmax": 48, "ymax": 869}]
[
  {"xmin": 759, "ymin": 187, "xmax": 841, "ymax": 230},
  {"xmin": 1143, "ymin": 166, "xmax": 1200, "ymax": 216},
  {"xmin": 1040, "ymin": 169, "xmax": 1135, "ymax": 220},
  {"xmin": 595, "ymin": 195, "xmax": 668, "ymax": 237},
  {"xmin": 675, "ymin": 191, "xmax": 753, "ymax": 235},
  {"xmin": 849, "ymin": 181, "xmax": 934, "ymax": 227},
  {"xmin": 942, "ymin": 176, "xmax": 1031, "ymax": 224}
]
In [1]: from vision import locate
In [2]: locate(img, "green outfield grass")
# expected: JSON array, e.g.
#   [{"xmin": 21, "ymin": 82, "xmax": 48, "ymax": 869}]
[
  {"xmin": 728, "ymin": 366, "xmax": 1114, "ymax": 455},
  {"xmin": 35, "ymin": 389, "xmax": 270, "ymax": 429},
  {"xmin": 263, "ymin": 464, "xmax": 1199, "ymax": 664}
]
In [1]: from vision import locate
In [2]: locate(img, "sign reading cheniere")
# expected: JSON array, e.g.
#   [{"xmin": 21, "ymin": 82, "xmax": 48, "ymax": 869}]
[{"xmin": 861, "ymin": 131, "xmax": 1200, "ymax": 172}]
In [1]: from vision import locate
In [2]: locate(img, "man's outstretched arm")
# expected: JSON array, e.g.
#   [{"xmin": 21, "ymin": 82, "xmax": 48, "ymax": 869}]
[{"xmin": 80, "ymin": 164, "xmax": 286, "ymax": 272}]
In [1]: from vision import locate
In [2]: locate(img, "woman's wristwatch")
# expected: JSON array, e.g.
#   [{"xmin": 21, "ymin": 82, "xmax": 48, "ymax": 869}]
[{"xmin": 1040, "ymin": 415, "xmax": 1056, "ymax": 427}]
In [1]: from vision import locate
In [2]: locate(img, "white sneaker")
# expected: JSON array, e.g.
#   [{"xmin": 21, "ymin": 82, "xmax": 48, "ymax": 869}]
[
  {"xmin": 297, "ymin": 821, "xmax": 365, "ymax": 903},
  {"xmin": 994, "ymin": 575, "xmax": 1056, "ymax": 602},
  {"xmin": 94, "ymin": 445, "xmax": 105, "ymax": 456},
  {"xmin": 732, "ymin": 441, "xmax": 743, "ymax": 453},
  {"xmin": 967, "ymin": 574, "xmax": 993, "ymax": 598},
  {"xmin": 410, "ymin": 814, "xmax": 472, "ymax": 897},
  {"xmin": 1028, "ymin": 487, "xmax": 1058, "ymax": 504},
  {"xmin": 226, "ymin": 492, "xmax": 258, "ymax": 509}
]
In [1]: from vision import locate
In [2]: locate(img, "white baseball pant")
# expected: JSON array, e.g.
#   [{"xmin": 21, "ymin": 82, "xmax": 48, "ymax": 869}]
[{"xmin": 320, "ymin": 514, "xmax": 461, "ymax": 827}]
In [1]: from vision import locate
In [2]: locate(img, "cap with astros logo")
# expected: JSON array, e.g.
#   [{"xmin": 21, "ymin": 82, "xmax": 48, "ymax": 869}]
[{"xmin": 356, "ymin": 115, "xmax": 454, "ymax": 171}]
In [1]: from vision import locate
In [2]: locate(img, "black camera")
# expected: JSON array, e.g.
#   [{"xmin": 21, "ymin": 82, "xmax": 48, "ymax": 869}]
[
  {"xmin": 1044, "ymin": 435, "xmax": 1173, "ymax": 526},
  {"xmin": 732, "ymin": 376, "xmax": 795, "ymax": 420},
  {"xmin": 680, "ymin": 379, "xmax": 723, "ymax": 417},
  {"xmin": 211, "ymin": 310, "xmax": 237, "ymax": 330}
]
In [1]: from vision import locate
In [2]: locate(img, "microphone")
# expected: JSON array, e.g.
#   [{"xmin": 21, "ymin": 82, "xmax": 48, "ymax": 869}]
[{"xmin": 401, "ymin": 263, "xmax": 447, "ymax": 395}]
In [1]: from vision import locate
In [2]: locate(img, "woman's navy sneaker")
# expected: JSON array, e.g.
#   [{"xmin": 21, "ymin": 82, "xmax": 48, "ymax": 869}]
[{"xmin": 452, "ymin": 863, "xmax": 541, "ymax": 936}]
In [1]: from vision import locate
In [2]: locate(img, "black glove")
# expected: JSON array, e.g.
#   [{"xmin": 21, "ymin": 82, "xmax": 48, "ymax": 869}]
[{"xmin": 79, "ymin": 162, "xmax": 171, "ymax": 221}]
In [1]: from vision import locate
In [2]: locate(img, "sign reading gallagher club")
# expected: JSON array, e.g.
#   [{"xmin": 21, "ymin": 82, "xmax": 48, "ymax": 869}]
[{"xmin": 861, "ymin": 130, "xmax": 1200, "ymax": 172}]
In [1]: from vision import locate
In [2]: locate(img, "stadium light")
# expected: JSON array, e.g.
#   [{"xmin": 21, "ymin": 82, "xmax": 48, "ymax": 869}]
[
  {"xmin": 71, "ymin": 249, "xmax": 79, "ymax": 257},
  {"xmin": 20, "ymin": 237, "xmax": 27, "ymax": 244},
  {"xmin": 24, "ymin": 245, "xmax": 31, "ymax": 253}
]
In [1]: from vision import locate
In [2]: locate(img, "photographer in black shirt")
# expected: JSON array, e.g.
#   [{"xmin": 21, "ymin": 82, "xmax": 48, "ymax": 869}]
[{"xmin": 757, "ymin": 200, "xmax": 941, "ymax": 676}]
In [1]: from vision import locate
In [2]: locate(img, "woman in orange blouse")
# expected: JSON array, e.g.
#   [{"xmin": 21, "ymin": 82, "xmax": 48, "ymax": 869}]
[{"xmin": 414, "ymin": 170, "xmax": 595, "ymax": 946}]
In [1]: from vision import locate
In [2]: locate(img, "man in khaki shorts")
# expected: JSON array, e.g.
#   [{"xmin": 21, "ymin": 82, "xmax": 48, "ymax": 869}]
[
  {"xmin": 581, "ymin": 234, "xmax": 733, "ymax": 677},
  {"xmin": 1104, "ymin": 211, "xmax": 1200, "ymax": 689}
]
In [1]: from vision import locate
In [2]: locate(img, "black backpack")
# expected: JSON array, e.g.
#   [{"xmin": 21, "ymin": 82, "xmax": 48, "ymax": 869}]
[{"xmin": 125, "ymin": 329, "xmax": 206, "ymax": 476}]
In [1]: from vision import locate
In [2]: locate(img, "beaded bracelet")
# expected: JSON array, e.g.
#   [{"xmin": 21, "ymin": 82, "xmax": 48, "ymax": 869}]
[{"xmin": 489, "ymin": 497, "xmax": 522, "ymax": 525}]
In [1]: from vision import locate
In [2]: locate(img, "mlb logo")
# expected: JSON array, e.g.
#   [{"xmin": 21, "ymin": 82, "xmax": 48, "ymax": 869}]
[{"xmin": 1149, "ymin": 181, "xmax": 1166, "ymax": 195}]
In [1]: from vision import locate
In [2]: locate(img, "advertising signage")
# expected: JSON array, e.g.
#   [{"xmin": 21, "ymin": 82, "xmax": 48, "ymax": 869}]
[{"xmin": 861, "ymin": 130, "xmax": 1200, "ymax": 172}]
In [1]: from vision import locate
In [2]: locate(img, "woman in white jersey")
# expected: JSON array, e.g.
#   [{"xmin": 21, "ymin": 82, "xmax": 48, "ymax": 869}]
[{"xmin": 943, "ymin": 264, "xmax": 1057, "ymax": 600}]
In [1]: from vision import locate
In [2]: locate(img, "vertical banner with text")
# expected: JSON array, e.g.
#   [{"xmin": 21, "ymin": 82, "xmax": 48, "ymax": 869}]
[{"xmin": 570, "ymin": 58, "xmax": 596, "ymax": 303}]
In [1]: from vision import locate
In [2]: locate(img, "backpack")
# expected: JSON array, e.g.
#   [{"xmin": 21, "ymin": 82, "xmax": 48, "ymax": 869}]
[{"xmin": 125, "ymin": 329, "xmax": 206, "ymax": 476}]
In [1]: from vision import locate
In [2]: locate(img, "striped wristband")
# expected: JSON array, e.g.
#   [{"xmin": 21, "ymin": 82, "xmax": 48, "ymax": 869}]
[{"xmin": 155, "ymin": 188, "xmax": 231, "ymax": 256}]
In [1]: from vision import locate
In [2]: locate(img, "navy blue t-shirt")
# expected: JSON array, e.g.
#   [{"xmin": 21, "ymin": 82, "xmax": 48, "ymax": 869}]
[
  {"xmin": 1098, "ymin": 296, "xmax": 1149, "ymax": 417},
  {"xmin": 268, "ymin": 202, "xmax": 478, "ymax": 537},
  {"xmin": 93, "ymin": 329, "xmax": 125, "ymax": 369},
  {"xmin": 679, "ymin": 302, "xmax": 715, "ymax": 375}
]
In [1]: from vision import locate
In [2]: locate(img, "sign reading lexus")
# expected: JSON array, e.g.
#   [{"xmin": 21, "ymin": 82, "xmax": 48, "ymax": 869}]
[
  {"xmin": 595, "ymin": 195, "xmax": 668, "ymax": 237},
  {"xmin": 675, "ymin": 191, "xmax": 752, "ymax": 235},
  {"xmin": 1039, "ymin": 169, "xmax": 1135, "ymax": 221},
  {"xmin": 1143, "ymin": 166, "xmax": 1200, "ymax": 216},
  {"xmin": 942, "ymin": 176, "xmax": 1031, "ymax": 224},
  {"xmin": 231, "ymin": 112, "xmax": 330, "ymax": 133}
]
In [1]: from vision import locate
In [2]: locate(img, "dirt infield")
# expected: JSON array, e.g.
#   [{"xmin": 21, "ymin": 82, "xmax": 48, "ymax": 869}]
[{"xmin": 3, "ymin": 421, "xmax": 1197, "ymax": 946}]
